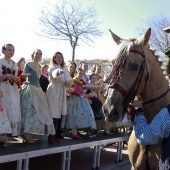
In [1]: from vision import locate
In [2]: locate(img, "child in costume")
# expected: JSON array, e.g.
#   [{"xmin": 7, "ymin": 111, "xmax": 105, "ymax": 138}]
[{"xmin": 65, "ymin": 68, "xmax": 96, "ymax": 138}]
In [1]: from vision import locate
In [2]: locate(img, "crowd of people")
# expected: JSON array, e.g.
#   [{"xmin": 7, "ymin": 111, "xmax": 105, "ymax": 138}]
[{"xmin": 0, "ymin": 43, "xmax": 129, "ymax": 146}]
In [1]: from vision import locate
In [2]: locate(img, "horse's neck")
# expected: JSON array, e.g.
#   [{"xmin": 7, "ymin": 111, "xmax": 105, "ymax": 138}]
[{"xmin": 139, "ymin": 54, "xmax": 170, "ymax": 123}]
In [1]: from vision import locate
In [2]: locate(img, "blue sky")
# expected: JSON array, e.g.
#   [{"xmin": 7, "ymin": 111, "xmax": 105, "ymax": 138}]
[{"xmin": 0, "ymin": 0, "xmax": 170, "ymax": 62}]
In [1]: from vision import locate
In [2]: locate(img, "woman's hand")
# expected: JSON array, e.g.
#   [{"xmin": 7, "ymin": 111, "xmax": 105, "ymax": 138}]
[
  {"xmin": 58, "ymin": 70, "xmax": 64, "ymax": 75},
  {"xmin": 5, "ymin": 74, "xmax": 13, "ymax": 80}
]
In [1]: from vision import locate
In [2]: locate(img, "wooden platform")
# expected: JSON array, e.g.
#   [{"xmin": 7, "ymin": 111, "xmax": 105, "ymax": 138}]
[{"xmin": 0, "ymin": 131, "xmax": 130, "ymax": 170}]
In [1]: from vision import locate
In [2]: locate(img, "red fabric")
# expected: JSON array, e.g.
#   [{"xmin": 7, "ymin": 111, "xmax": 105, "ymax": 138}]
[
  {"xmin": 17, "ymin": 70, "xmax": 26, "ymax": 88},
  {"xmin": 127, "ymin": 105, "xmax": 136, "ymax": 122},
  {"xmin": 72, "ymin": 82, "xmax": 84, "ymax": 96},
  {"xmin": 0, "ymin": 105, "xmax": 3, "ymax": 112}
]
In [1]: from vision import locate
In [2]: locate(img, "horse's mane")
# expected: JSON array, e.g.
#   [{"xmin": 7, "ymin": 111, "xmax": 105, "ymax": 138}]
[{"xmin": 148, "ymin": 45, "xmax": 170, "ymax": 84}]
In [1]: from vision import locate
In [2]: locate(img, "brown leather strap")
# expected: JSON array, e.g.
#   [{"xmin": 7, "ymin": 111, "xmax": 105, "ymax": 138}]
[
  {"xmin": 109, "ymin": 83, "xmax": 128, "ymax": 98},
  {"xmin": 142, "ymin": 88, "xmax": 170, "ymax": 105}
]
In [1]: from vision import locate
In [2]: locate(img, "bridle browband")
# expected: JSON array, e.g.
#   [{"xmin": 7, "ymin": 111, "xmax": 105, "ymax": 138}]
[
  {"xmin": 107, "ymin": 49, "xmax": 170, "ymax": 108},
  {"xmin": 108, "ymin": 49, "xmax": 147, "ymax": 108}
]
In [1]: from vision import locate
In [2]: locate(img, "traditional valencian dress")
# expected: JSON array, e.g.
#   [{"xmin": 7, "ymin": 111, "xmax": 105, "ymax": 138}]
[
  {"xmin": 0, "ymin": 58, "xmax": 21, "ymax": 136},
  {"xmin": 20, "ymin": 62, "xmax": 55, "ymax": 135},
  {"xmin": 46, "ymin": 65, "xmax": 72, "ymax": 119},
  {"xmin": 0, "ymin": 102, "xmax": 12, "ymax": 135},
  {"xmin": 65, "ymin": 76, "xmax": 96, "ymax": 130}
]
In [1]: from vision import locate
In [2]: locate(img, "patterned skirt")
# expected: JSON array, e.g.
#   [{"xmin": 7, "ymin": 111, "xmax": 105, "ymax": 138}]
[
  {"xmin": 20, "ymin": 83, "xmax": 55, "ymax": 135},
  {"xmin": 0, "ymin": 104, "xmax": 12, "ymax": 134},
  {"xmin": 65, "ymin": 95, "xmax": 96, "ymax": 130}
]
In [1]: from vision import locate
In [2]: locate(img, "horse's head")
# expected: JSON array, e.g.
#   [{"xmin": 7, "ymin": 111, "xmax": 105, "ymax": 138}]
[{"xmin": 103, "ymin": 28, "xmax": 151, "ymax": 122}]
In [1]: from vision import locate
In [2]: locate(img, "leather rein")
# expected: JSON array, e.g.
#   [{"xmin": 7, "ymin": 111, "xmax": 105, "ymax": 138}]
[{"xmin": 107, "ymin": 49, "xmax": 169, "ymax": 108}]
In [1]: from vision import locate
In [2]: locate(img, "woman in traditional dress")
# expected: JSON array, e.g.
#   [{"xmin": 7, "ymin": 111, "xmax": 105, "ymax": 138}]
[
  {"xmin": 46, "ymin": 52, "xmax": 73, "ymax": 140},
  {"xmin": 20, "ymin": 49, "xmax": 55, "ymax": 143},
  {"xmin": 0, "ymin": 44, "xmax": 21, "ymax": 141}
]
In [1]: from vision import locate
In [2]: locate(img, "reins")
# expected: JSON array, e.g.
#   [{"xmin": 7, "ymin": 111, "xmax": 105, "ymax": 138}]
[{"xmin": 142, "ymin": 88, "xmax": 170, "ymax": 105}]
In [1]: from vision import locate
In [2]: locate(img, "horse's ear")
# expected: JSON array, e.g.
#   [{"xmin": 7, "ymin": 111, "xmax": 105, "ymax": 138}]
[
  {"xmin": 109, "ymin": 29, "xmax": 122, "ymax": 45},
  {"xmin": 135, "ymin": 28, "xmax": 151, "ymax": 46}
]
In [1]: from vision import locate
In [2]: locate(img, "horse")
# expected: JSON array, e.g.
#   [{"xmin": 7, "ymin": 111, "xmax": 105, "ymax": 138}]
[{"xmin": 103, "ymin": 28, "xmax": 170, "ymax": 170}]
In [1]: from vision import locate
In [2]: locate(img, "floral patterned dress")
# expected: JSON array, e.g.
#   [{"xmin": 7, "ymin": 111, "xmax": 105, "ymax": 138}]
[
  {"xmin": 0, "ymin": 58, "xmax": 21, "ymax": 136},
  {"xmin": 20, "ymin": 62, "xmax": 55, "ymax": 135},
  {"xmin": 65, "ymin": 77, "xmax": 96, "ymax": 130},
  {"xmin": 0, "ymin": 102, "xmax": 12, "ymax": 134}
]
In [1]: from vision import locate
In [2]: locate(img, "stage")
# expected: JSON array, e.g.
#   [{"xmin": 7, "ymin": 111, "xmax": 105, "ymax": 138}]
[{"xmin": 0, "ymin": 131, "xmax": 130, "ymax": 170}]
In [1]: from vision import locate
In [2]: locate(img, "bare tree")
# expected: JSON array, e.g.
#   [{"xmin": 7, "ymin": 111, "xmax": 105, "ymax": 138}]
[
  {"xmin": 137, "ymin": 15, "xmax": 170, "ymax": 56},
  {"xmin": 38, "ymin": 0, "xmax": 103, "ymax": 61}
]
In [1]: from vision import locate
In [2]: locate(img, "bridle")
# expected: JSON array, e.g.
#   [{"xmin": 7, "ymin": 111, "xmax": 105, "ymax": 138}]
[
  {"xmin": 106, "ymin": 49, "xmax": 170, "ymax": 109},
  {"xmin": 106, "ymin": 49, "xmax": 148, "ymax": 109}
]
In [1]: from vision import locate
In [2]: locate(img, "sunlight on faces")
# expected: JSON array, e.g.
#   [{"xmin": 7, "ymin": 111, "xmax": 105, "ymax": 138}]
[
  {"xmin": 81, "ymin": 63, "xmax": 88, "ymax": 72},
  {"xmin": 20, "ymin": 61, "xmax": 26, "ymax": 69},
  {"xmin": 77, "ymin": 70, "xmax": 84, "ymax": 79},
  {"xmin": 3, "ymin": 45, "xmax": 15, "ymax": 59},
  {"xmin": 17, "ymin": 58, "xmax": 26, "ymax": 70},
  {"xmin": 55, "ymin": 54, "xmax": 63, "ymax": 65},
  {"xmin": 67, "ymin": 63, "xmax": 76, "ymax": 74},
  {"xmin": 42, "ymin": 65, "xmax": 49, "ymax": 75},
  {"xmin": 95, "ymin": 65, "xmax": 102, "ymax": 75},
  {"xmin": 32, "ymin": 49, "xmax": 42, "ymax": 62},
  {"xmin": 89, "ymin": 74, "xmax": 97, "ymax": 84}
]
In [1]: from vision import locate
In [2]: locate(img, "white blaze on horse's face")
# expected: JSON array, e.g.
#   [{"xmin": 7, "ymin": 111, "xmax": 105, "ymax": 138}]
[{"xmin": 103, "ymin": 28, "xmax": 151, "ymax": 122}]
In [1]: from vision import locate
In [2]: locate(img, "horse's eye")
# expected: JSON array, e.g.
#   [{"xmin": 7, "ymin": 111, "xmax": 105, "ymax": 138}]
[{"xmin": 130, "ymin": 62, "xmax": 139, "ymax": 71}]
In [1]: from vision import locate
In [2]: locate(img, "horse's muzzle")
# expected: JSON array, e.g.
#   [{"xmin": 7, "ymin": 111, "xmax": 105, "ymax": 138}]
[{"xmin": 103, "ymin": 104, "xmax": 124, "ymax": 122}]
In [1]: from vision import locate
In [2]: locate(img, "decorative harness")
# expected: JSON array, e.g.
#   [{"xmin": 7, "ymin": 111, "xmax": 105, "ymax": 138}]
[
  {"xmin": 106, "ymin": 49, "xmax": 148, "ymax": 109},
  {"xmin": 106, "ymin": 49, "xmax": 170, "ymax": 108}
]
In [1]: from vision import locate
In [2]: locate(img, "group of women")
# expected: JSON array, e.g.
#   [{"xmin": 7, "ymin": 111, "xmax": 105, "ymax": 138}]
[{"xmin": 0, "ymin": 43, "xmax": 115, "ymax": 146}]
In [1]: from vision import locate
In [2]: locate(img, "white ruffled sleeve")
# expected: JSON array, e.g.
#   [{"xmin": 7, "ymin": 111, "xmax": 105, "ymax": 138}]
[
  {"xmin": 63, "ymin": 67, "xmax": 72, "ymax": 83},
  {"xmin": 48, "ymin": 65, "xmax": 65, "ymax": 82}
]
